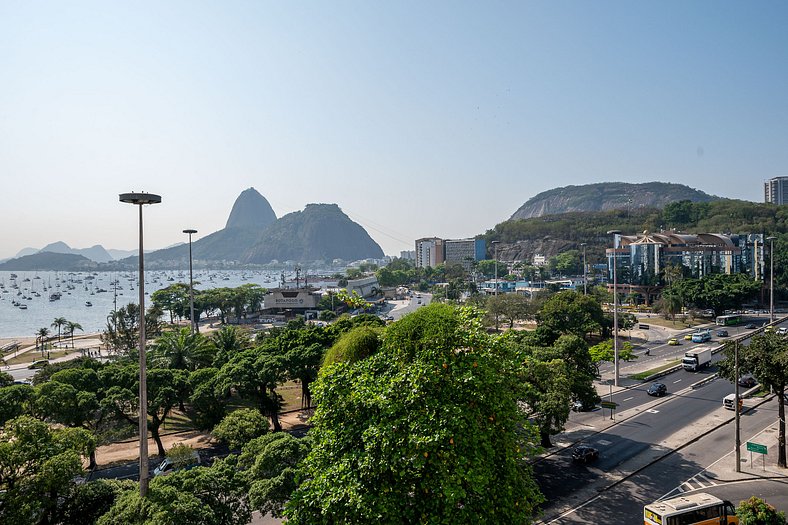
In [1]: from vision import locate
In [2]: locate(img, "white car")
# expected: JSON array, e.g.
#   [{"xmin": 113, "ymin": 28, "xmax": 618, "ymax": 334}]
[{"xmin": 776, "ymin": 327, "xmax": 788, "ymax": 336}]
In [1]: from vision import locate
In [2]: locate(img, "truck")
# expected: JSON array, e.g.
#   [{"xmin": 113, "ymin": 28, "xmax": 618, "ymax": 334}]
[
  {"xmin": 682, "ymin": 347, "xmax": 712, "ymax": 372},
  {"xmin": 691, "ymin": 329, "xmax": 711, "ymax": 343}
]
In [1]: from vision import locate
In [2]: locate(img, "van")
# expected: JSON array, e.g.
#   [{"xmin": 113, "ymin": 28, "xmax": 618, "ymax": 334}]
[
  {"xmin": 723, "ymin": 394, "xmax": 743, "ymax": 412},
  {"xmin": 153, "ymin": 450, "xmax": 201, "ymax": 476}
]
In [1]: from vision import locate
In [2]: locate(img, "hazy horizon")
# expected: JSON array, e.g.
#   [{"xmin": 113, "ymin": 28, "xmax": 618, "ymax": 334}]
[{"xmin": 2, "ymin": 2, "xmax": 785, "ymax": 259}]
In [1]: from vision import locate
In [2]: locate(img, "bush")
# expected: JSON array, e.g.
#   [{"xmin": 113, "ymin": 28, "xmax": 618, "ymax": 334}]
[{"xmin": 212, "ymin": 408, "xmax": 269, "ymax": 450}]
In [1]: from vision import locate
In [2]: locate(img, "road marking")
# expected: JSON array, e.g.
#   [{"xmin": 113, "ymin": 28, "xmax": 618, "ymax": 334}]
[
  {"xmin": 646, "ymin": 409, "xmax": 659, "ymax": 414},
  {"xmin": 623, "ymin": 396, "xmax": 634, "ymax": 402},
  {"xmin": 596, "ymin": 439, "xmax": 612, "ymax": 446},
  {"xmin": 673, "ymin": 379, "xmax": 682, "ymax": 384}
]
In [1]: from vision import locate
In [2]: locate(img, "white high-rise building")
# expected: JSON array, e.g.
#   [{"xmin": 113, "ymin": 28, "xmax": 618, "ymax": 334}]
[{"xmin": 764, "ymin": 177, "xmax": 788, "ymax": 204}]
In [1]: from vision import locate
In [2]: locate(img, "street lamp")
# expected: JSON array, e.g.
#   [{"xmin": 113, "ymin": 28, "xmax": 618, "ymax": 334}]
[
  {"xmin": 607, "ymin": 230, "xmax": 622, "ymax": 387},
  {"xmin": 119, "ymin": 191, "xmax": 161, "ymax": 498},
  {"xmin": 183, "ymin": 229, "xmax": 197, "ymax": 333},
  {"xmin": 767, "ymin": 236, "xmax": 776, "ymax": 324},
  {"xmin": 580, "ymin": 243, "xmax": 587, "ymax": 295}
]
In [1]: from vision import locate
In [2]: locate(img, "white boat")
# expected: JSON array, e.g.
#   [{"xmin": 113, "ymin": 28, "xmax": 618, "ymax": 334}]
[{"xmin": 85, "ymin": 301, "xmax": 93, "ymax": 307}]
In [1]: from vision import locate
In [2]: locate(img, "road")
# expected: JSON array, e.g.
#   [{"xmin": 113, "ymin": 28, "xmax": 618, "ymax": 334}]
[{"xmin": 540, "ymin": 394, "xmax": 788, "ymax": 523}]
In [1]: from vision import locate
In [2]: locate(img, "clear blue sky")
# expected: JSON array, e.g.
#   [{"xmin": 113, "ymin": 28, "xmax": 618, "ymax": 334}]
[{"xmin": 1, "ymin": 1, "xmax": 785, "ymax": 259}]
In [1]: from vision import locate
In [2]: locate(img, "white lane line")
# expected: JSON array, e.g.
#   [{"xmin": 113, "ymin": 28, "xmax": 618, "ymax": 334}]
[
  {"xmin": 673, "ymin": 379, "xmax": 682, "ymax": 384},
  {"xmin": 623, "ymin": 396, "xmax": 634, "ymax": 402}
]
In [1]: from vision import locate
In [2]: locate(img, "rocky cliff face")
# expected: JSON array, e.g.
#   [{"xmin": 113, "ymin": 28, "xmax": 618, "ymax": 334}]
[
  {"xmin": 511, "ymin": 182, "xmax": 718, "ymax": 220},
  {"xmin": 243, "ymin": 203, "xmax": 384, "ymax": 264},
  {"xmin": 224, "ymin": 187, "xmax": 277, "ymax": 230}
]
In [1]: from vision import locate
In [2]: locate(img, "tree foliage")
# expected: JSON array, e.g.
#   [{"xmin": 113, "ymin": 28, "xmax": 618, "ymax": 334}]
[
  {"xmin": 737, "ymin": 496, "xmax": 787, "ymax": 525},
  {"xmin": 286, "ymin": 304, "xmax": 544, "ymax": 524},
  {"xmin": 212, "ymin": 408, "xmax": 269, "ymax": 451}
]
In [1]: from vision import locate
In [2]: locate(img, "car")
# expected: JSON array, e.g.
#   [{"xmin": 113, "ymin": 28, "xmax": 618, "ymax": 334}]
[
  {"xmin": 668, "ymin": 337, "xmax": 680, "ymax": 346},
  {"xmin": 738, "ymin": 374, "xmax": 757, "ymax": 388},
  {"xmin": 571, "ymin": 445, "xmax": 599, "ymax": 463},
  {"xmin": 153, "ymin": 450, "xmax": 202, "ymax": 476},
  {"xmin": 27, "ymin": 359, "xmax": 49, "ymax": 370},
  {"xmin": 647, "ymin": 382, "xmax": 667, "ymax": 397},
  {"xmin": 683, "ymin": 334, "xmax": 693, "ymax": 340},
  {"xmin": 716, "ymin": 330, "xmax": 729, "ymax": 337},
  {"xmin": 745, "ymin": 323, "xmax": 756, "ymax": 329},
  {"xmin": 777, "ymin": 327, "xmax": 788, "ymax": 336},
  {"xmin": 417, "ymin": 300, "xmax": 421, "ymax": 304},
  {"xmin": 571, "ymin": 399, "xmax": 596, "ymax": 412}
]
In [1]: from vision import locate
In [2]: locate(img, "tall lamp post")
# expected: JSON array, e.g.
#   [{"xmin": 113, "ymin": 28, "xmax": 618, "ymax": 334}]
[
  {"xmin": 183, "ymin": 229, "xmax": 197, "ymax": 333},
  {"xmin": 119, "ymin": 192, "xmax": 161, "ymax": 498},
  {"xmin": 607, "ymin": 230, "xmax": 622, "ymax": 387},
  {"xmin": 580, "ymin": 243, "xmax": 588, "ymax": 295},
  {"xmin": 767, "ymin": 236, "xmax": 776, "ymax": 324}
]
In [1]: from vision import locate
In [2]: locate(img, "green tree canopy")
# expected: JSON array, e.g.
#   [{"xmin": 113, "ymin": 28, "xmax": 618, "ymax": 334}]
[
  {"xmin": 537, "ymin": 290, "xmax": 606, "ymax": 340},
  {"xmin": 212, "ymin": 408, "xmax": 269, "ymax": 451}
]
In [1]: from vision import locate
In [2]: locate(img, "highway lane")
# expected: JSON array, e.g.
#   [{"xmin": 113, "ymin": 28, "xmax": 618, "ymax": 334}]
[
  {"xmin": 536, "ymin": 375, "xmax": 741, "ymax": 508},
  {"xmin": 540, "ymin": 395, "xmax": 786, "ymax": 524}
]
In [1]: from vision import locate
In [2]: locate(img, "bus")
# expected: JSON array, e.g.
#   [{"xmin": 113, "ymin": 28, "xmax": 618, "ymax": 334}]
[
  {"xmin": 716, "ymin": 314, "xmax": 742, "ymax": 326},
  {"xmin": 644, "ymin": 493, "xmax": 738, "ymax": 525}
]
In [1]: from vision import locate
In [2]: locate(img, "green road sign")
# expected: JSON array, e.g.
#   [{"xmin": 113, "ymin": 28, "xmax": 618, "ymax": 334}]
[
  {"xmin": 746, "ymin": 442, "xmax": 767, "ymax": 454},
  {"xmin": 600, "ymin": 401, "xmax": 618, "ymax": 409}
]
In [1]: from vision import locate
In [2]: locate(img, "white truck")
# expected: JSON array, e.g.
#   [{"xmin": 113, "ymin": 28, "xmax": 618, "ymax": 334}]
[{"xmin": 682, "ymin": 347, "xmax": 712, "ymax": 372}]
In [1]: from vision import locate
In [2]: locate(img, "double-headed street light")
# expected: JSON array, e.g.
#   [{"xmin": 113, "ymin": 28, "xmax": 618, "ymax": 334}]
[
  {"xmin": 119, "ymin": 191, "xmax": 161, "ymax": 498},
  {"xmin": 767, "ymin": 236, "xmax": 777, "ymax": 324},
  {"xmin": 183, "ymin": 229, "xmax": 197, "ymax": 333},
  {"xmin": 607, "ymin": 230, "xmax": 622, "ymax": 387}
]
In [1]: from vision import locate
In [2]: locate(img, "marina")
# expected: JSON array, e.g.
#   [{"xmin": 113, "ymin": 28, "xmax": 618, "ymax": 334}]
[{"xmin": 0, "ymin": 269, "xmax": 336, "ymax": 339}]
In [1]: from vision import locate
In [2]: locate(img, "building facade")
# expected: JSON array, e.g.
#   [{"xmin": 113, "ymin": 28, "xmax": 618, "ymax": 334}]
[
  {"xmin": 606, "ymin": 231, "xmax": 764, "ymax": 302},
  {"xmin": 444, "ymin": 238, "xmax": 486, "ymax": 270},
  {"xmin": 765, "ymin": 177, "xmax": 788, "ymax": 205},
  {"xmin": 415, "ymin": 237, "xmax": 445, "ymax": 269}
]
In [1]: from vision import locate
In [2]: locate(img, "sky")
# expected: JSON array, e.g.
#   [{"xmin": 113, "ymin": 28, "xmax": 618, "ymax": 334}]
[{"xmin": 1, "ymin": 1, "xmax": 786, "ymax": 259}]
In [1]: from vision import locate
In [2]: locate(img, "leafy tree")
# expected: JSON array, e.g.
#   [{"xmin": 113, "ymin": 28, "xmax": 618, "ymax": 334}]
[
  {"xmin": 517, "ymin": 356, "xmax": 571, "ymax": 448},
  {"xmin": 0, "ymin": 415, "xmax": 95, "ymax": 524},
  {"xmin": 65, "ymin": 320, "xmax": 83, "ymax": 348},
  {"xmin": 59, "ymin": 479, "xmax": 134, "ymax": 525},
  {"xmin": 285, "ymin": 304, "xmax": 543, "ymax": 524},
  {"xmin": 666, "ymin": 274, "xmax": 761, "ymax": 317},
  {"xmin": 538, "ymin": 290, "xmax": 606, "ymax": 340},
  {"xmin": 239, "ymin": 433, "xmax": 310, "ymax": 519},
  {"xmin": 101, "ymin": 304, "xmax": 140, "ymax": 355},
  {"xmin": 0, "ymin": 372, "xmax": 13, "ymax": 388},
  {"xmin": 283, "ymin": 343, "xmax": 324, "ymax": 409},
  {"xmin": 476, "ymin": 259, "xmax": 509, "ymax": 279},
  {"xmin": 0, "ymin": 384, "xmax": 34, "ymax": 424},
  {"xmin": 486, "ymin": 293, "xmax": 534, "ymax": 329},
  {"xmin": 188, "ymin": 367, "xmax": 227, "ymax": 429},
  {"xmin": 737, "ymin": 496, "xmax": 787, "ymax": 525},
  {"xmin": 588, "ymin": 339, "xmax": 638, "ymax": 376},
  {"xmin": 216, "ymin": 350, "xmax": 286, "ymax": 432},
  {"xmin": 322, "ymin": 326, "xmax": 382, "ymax": 367},
  {"xmin": 97, "ymin": 458, "xmax": 251, "ymax": 525},
  {"xmin": 718, "ymin": 333, "xmax": 788, "ymax": 468},
  {"xmin": 151, "ymin": 283, "xmax": 190, "ymax": 324},
  {"xmin": 212, "ymin": 408, "xmax": 269, "ymax": 450}
]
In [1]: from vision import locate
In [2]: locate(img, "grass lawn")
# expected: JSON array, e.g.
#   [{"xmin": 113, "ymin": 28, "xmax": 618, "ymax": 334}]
[
  {"xmin": 630, "ymin": 360, "xmax": 682, "ymax": 380},
  {"xmin": 7, "ymin": 348, "xmax": 73, "ymax": 365},
  {"xmin": 639, "ymin": 317, "xmax": 710, "ymax": 330}
]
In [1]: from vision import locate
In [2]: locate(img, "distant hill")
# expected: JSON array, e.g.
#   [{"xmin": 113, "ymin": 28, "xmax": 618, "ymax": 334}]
[
  {"xmin": 225, "ymin": 187, "xmax": 277, "ymax": 230},
  {"xmin": 510, "ymin": 182, "xmax": 719, "ymax": 220},
  {"xmin": 243, "ymin": 203, "xmax": 384, "ymax": 264},
  {"xmin": 0, "ymin": 252, "xmax": 97, "ymax": 271}
]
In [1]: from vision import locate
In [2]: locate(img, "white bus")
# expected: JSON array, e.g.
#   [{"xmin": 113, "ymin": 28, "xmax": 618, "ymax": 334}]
[{"xmin": 644, "ymin": 493, "xmax": 738, "ymax": 525}]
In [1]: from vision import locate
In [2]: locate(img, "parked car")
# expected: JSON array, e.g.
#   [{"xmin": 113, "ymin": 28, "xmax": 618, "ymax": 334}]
[
  {"xmin": 738, "ymin": 374, "xmax": 757, "ymax": 388},
  {"xmin": 153, "ymin": 450, "xmax": 202, "ymax": 477},
  {"xmin": 647, "ymin": 383, "xmax": 667, "ymax": 397},
  {"xmin": 777, "ymin": 327, "xmax": 788, "ymax": 336},
  {"xmin": 745, "ymin": 323, "xmax": 756, "ymax": 329},
  {"xmin": 571, "ymin": 445, "xmax": 599, "ymax": 463},
  {"xmin": 571, "ymin": 399, "xmax": 596, "ymax": 412},
  {"xmin": 668, "ymin": 337, "xmax": 680, "ymax": 346},
  {"xmin": 683, "ymin": 334, "xmax": 693, "ymax": 340},
  {"xmin": 716, "ymin": 330, "xmax": 729, "ymax": 337}
]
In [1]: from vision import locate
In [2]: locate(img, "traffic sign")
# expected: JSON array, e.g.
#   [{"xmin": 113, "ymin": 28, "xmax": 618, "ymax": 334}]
[
  {"xmin": 600, "ymin": 401, "xmax": 618, "ymax": 409},
  {"xmin": 746, "ymin": 442, "xmax": 767, "ymax": 455}
]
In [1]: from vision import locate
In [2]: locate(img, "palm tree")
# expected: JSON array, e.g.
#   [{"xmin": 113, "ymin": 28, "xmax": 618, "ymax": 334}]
[
  {"xmin": 150, "ymin": 327, "xmax": 212, "ymax": 371},
  {"xmin": 51, "ymin": 317, "xmax": 67, "ymax": 343},
  {"xmin": 36, "ymin": 327, "xmax": 50, "ymax": 356},
  {"xmin": 65, "ymin": 321, "xmax": 83, "ymax": 349}
]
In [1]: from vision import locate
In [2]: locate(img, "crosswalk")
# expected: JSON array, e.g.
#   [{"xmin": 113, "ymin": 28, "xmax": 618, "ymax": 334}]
[{"xmin": 663, "ymin": 473, "xmax": 718, "ymax": 499}]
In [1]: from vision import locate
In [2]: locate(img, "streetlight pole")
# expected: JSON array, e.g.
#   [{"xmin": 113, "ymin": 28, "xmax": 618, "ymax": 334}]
[
  {"xmin": 119, "ymin": 192, "xmax": 161, "ymax": 498},
  {"xmin": 183, "ymin": 229, "xmax": 197, "ymax": 333},
  {"xmin": 767, "ymin": 236, "xmax": 776, "ymax": 324},
  {"xmin": 580, "ymin": 243, "xmax": 587, "ymax": 295},
  {"xmin": 492, "ymin": 241, "xmax": 499, "ymax": 296},
  {"xmin": 607, "ymin": 230, "xmax": 622, "ymax": 387},
  {"xmin": 734, "ymin": 339, "xmax": 741, "ymax": 472}
]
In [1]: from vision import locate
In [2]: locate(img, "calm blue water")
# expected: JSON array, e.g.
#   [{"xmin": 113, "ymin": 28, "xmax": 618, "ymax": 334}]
[{"xmin": 0, "ymin": 269, "xmax": 300, "ymax": 339}]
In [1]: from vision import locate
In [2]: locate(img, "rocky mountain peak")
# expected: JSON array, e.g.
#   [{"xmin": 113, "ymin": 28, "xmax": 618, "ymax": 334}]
[{"xmin": 225, "ymin": 187, "xmax": 277, "ymax": 230}]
